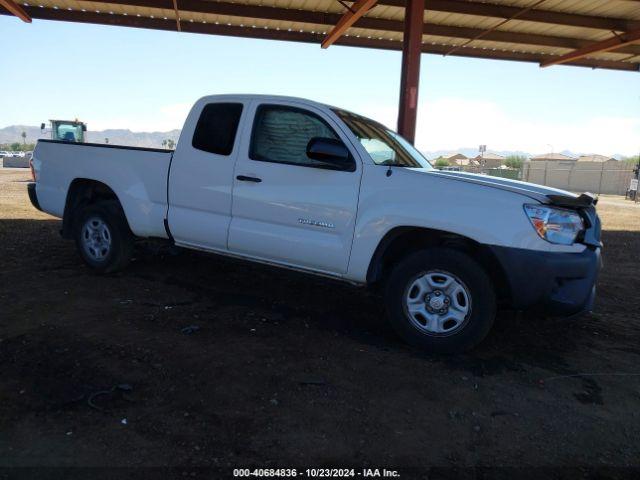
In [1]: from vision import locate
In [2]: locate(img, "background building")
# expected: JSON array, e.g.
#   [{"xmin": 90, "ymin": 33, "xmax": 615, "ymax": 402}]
[
  {"xmin": 530, "ymin": 153, "xmax": 576, "ymax": 163},
  {"xmin": 577, "ymin": 154, "xmax": 617, "ymax": 163},
  {"xmin": 472, "ymin": 152, "xmax": 505, "ymax": 168}
]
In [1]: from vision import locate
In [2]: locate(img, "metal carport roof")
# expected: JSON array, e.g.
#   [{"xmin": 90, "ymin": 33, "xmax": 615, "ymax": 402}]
[
  {"xmin": 2, "ymin": 0, "xmax": 639, "ymax": 71},
  {"xmin": 2, "ymin": 0, "xmax": 638, "ymax": 142}
]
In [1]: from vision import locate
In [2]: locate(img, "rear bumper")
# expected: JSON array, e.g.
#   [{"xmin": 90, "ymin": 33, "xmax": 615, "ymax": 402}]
[
  {"xmin": 27, "ymin": 182, "xmax": 42, "ymax": 212},
  {"xmin": 491, "ymin": 245, "xmax": 602, "ymax": 317}
]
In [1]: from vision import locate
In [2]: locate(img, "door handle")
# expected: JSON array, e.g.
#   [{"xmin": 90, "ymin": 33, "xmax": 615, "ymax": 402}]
[{"xmin": 236, "ymin": 175, "xmax": 262, "ymax": 183}]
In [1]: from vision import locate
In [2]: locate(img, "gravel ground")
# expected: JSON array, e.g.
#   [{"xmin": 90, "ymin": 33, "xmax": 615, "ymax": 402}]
[{"xmin": 1, "ymin": 169, "xmax": 639, "ymax": 478}]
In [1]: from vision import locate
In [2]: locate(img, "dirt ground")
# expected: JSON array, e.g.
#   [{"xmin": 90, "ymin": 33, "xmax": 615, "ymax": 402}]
[{"xmin": 1, "ymin": 168, "xmax": 639, "ymax": 478}]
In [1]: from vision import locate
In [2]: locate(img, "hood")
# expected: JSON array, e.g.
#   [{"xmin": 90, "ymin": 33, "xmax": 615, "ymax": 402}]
[{"xmin": 421, "ymin": 169, "xmax": 582, "ymax": 204}]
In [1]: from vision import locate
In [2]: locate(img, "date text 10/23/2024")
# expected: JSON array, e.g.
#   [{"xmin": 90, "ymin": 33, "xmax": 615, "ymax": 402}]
[{"xmin": 233, "ymin": 468, "xmax": 401, "ymax": 477}]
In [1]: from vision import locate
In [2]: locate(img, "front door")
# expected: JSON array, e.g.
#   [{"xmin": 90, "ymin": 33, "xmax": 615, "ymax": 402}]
[{"xmin": 228, "ymin": 101, "xmax": 362, "ymax": 275}]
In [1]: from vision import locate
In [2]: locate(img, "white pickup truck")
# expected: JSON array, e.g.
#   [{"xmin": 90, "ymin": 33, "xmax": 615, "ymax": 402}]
[{"xmin": 29, "ymin": 94, "xmax": 602, "ymax": 352}]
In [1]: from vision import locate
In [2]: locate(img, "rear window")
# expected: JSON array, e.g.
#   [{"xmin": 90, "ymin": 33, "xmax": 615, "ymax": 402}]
[{"xmin": 192, "ymin": 103, "xmax": 243, "ymax": 156}]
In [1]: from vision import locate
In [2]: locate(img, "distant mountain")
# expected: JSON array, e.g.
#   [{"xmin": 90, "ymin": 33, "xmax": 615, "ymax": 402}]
[
  {"xmin": 85, "ymin": 129, "xmax": 181, "ymax": 148},
  {"xmin": 0, "ymin": 125, "xmax": 45, "ymax": 145},
  {"xmin": 422, "ymin": 147, "xmax": 626, "ymax": 161},
  {"xmin": 0, "ymin": 125, "xmax": 180, "ymax": 149},
  {"xmin": 0, "ymin": 125, "xmax": 630, "ymax": 159}
]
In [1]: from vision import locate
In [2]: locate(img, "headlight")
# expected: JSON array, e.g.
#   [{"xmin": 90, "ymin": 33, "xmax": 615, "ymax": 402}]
[{"xmin": 524, "ymin": 204, "xmax": 584, "ymax": 245}]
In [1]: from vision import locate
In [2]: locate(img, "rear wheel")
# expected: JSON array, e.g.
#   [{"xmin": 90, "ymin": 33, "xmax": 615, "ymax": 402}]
[
  {"xmin": 74, "ymin": 201, "xmax": 134, "ymax": 273},
  {"xmin": 384, "ymin": 248, "xmax": 496, "ymax": 353}
]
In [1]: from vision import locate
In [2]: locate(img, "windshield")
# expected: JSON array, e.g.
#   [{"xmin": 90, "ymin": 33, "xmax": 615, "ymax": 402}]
[
  {"xmin": 53, "ymin": 122, "xmax": 84, "ymax": 142},
  {"xmin": 333, "ymin": 109, "xmax": 432, "ymax": 169}
]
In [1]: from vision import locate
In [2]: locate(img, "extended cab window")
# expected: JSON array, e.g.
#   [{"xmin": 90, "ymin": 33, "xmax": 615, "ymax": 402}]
[
  {"xmin": 250, "ymin": 105, "xmax": 352, "ymax": 170},
  {"xmin": 192, "ymin": 103, "xmax": 243, "ymax": 156}
]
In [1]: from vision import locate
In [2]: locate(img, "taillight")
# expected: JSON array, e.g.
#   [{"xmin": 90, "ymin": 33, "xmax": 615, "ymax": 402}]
[{"xmin": 29, "ymin": 158, "xmax": 36, "ymax": 181}]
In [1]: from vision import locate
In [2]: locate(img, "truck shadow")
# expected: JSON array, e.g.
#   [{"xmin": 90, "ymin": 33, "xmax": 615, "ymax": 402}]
[{"xmin": 1, "ymin": 218, "xmax": 638, "ymax": 377}]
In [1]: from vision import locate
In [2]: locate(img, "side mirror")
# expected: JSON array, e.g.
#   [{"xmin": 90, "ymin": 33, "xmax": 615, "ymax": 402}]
[
  {"xmin": 40, "ymin": 123, "xmax": 45, "ymax": 131},
  {"xmin": 82, "ymin": 124, "xmax": 87, "ymax": 132},
  {"xmin": 306, "ymin": 137, "xmax": 354, "ymax": 171}
]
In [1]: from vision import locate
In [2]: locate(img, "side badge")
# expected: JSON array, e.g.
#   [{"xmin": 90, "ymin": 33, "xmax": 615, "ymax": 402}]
[{"xmin": 298, "ymin": 218, "xmax": 335, "ymax": 229}]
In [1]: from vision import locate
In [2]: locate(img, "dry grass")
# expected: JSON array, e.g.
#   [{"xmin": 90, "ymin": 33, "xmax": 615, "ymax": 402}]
[
  {"xmin": 0, "ymin": 168, "xmax": 51, "ymax": 220},
  {"xmin": 596, "ymin": 195, "xmax": 640, "ymax": 232}
]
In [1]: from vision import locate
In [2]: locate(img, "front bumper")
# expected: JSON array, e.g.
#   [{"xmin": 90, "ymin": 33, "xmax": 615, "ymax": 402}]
[
  {"xmin": 27, "ymin": 182, "xmax": 42, "ymax": 212},
  {"xmin": 490, "ymin": 245, "xmax": 602, "ymax": 317}
]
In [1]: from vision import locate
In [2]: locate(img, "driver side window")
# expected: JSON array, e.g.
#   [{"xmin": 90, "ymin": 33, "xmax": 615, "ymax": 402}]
[{"xmin": 249, "ymin": 105, "xmax": 342, "ymax": 169}]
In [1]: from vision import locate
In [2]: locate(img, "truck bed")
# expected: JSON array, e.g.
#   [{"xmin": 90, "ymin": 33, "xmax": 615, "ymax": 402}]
[
  {"xmin": 33, "ymin": 140, "xmax": 173, "ymax": 238},
  {"xmin": 37, "ymin": 139, "xmax": 173, "ymax": 154}
]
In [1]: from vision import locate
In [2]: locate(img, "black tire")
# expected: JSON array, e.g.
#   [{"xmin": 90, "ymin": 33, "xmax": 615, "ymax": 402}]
[
  {"xmin": 73, "ymin": 200, "xmax": 134, "ymax": 273},
  {"xmin": 384, "ymin": 248, "xmax": 496, "ymax": 353}
]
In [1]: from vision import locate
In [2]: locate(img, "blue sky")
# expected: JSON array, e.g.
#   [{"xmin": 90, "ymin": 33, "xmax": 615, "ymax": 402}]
[{"xmin": 1, "ymin": 16, "xmax": 639, "ymax": 155}]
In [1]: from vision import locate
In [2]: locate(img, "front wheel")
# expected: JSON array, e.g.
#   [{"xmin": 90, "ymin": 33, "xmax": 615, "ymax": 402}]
[
  {"xmin": 73, "ymin": 200, "xmax": 134, "ymax": 273},
  {"xmin": 384, "ymin": 248, "xmax": 496, "ymax": 353}
]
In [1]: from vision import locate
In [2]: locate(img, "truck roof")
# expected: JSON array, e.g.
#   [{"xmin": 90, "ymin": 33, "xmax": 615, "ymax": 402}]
[
  {"xmin": 193, "ymin": 94, "xmax": 390, "ymax": 129},
  {"xmin": 49, "ymin": 119, "xmax": 85, "ymax": 122},
  {"xmin": 196, "ymin": 94, "xmax": 334, "ymax": 110}
]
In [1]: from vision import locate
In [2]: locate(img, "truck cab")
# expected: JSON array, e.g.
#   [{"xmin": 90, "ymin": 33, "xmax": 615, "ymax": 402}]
[{"xmin": 41, "ymin": 119, "xmax": 87, "ymax": 143}]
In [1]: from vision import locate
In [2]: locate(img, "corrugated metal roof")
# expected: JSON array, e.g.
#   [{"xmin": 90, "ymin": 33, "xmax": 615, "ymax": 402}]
[{"xmin": 3, "ymin": 0, "xmax": 639, "ymax": 71}]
